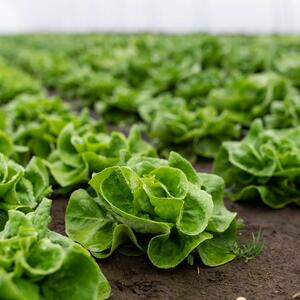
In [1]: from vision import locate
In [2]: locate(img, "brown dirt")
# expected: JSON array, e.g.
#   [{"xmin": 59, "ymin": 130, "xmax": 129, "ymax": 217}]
[{"xmin": 50, "ymin": 162, "xmax": 300, "ymax": 300}]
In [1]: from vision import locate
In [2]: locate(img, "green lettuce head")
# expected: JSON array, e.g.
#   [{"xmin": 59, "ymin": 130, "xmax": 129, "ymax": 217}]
[
  {"xmin": 66, "ymin": 151, "xmax": 237, "ymax": 269},
  {"xmin": 47, "ymin": 123, "xmax": 156, "ymax": 188},
  {"xmin": 208, "ymin": 72, "xmax": 289, "ymax": 125},
  {"xmin": 0, "ymin": 154, "xmax": 52, "ymax": 229},
  {"xmin": 214, "ymin": 119, "xmax": 300, "ymax": 208},
  {"xmin": 139, "ymin": 95, "xmax": 240, "ymax": 159},
  {"xmin": 0, "ymin": 59, "xmax": 41, "ymax": 104},
  {"xmin": 1, "ymin": 94, "xmax": 104, "ymax": 163},
  {"xmin": 0, "ymin": 198, "xmax": 110, "ymax": 300}
]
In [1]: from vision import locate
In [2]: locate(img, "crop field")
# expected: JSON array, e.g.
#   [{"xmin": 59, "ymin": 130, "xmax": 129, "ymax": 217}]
[{"xmin": 0, "ymin": 34, "xmax": 299, "ymax": 300}]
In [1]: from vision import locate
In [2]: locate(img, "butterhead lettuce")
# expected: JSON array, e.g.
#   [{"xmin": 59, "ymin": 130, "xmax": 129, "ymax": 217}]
[
  {"xmin": 214, "ymin": 119, "xmax": 300, "ymax": 208},
  {"xmin": 0, "ymin": 198, "xmax": 110, "ymax": 300},
  {"xmin": 66, "ymin": 151, "xmax": 237, "ymax": 268},
  {"xmin": 47, "ymin": 124, "xmax": 156, "ymax": 188},
  {"xmin": 0, "ymin": 154, "xmax": 52, "ymax": 220}
]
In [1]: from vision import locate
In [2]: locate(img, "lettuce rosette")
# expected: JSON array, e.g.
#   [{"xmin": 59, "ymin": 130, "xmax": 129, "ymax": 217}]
[
  {"xmin": 275, "ymin": 52, "xmax": 300, "ymax": 87},
  {"xmin": 0, "ymin": 59, "xmax": 41, "ymax": 104},
  {"xmin": 47, "ymin": 124, "xmax": 156, "ymax": 188},
  {"xmin": 139, "ymin": 95, "xmax": 240, "ymax": 158},
  {"xmin": 0, "ymin": 127, "xmax": 14, "ymax": 158},
  {"xmin": 214, "ymin": 119, "xmax": 300, "ymax": 208},
  {"xmin": 0, "ymin": 198, "xmax": 110, "ymax": 300},
  {"xmin": 0, "ymin": 154, "xmax": 51, "ymax": 228},
  {"xmin": 95, "ymin": 85, "xmax": 152, "ymax": 124},
  {"xmin": 263, "ymin": 90, "xmax": 300, "ymax": 129},
  {"xmin": 66, "ymin": 151, "xmax": 238, "ymax": 269},
  {"xmin": 208, "ymin": 72, "xmax": 289, "ymax": 125},
  {"xmin": 0, "ymin": 94, "xmax": 104, "ymax": 163}
]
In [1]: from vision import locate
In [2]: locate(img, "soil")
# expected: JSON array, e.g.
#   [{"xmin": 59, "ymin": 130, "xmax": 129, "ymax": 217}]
[{"xmin": 50, "ymin": 162, "xmax": 300, "ymax": 300}]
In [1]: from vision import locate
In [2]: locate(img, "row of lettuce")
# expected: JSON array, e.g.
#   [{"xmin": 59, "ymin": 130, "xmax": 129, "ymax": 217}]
[
  {"xmin": 1, "ymin": 35, "xmax": 300, "ymax": 159},
  {"xmin": 1, "ymin": 92, "xmax": 299, "ymax": 208},
  {"xmin": 0, "ymin": 92, "xmax": 298, "ymax": 299}
]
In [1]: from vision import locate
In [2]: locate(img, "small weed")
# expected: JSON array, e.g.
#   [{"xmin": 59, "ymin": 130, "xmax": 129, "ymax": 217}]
[{"xmin": 231, "ymin": 229, "xmax": 264, "ymax": 262}]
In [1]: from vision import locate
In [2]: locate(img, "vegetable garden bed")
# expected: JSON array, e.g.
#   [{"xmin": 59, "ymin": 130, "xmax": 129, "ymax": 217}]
[{"xmin": 0, "ymin": 34, "xmax": 299, "ymax": 300}]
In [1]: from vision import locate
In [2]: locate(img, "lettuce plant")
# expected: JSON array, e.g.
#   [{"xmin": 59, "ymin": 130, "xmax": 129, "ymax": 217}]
[
  {"xmin": 0, "ymin": 154, "xmax": 51, "ymax": 228},
  {"xmin": 139, "ymin": 96, "xmax": 240, "ymax": 158},
  {"xmin": 208, "ymin": 72, "xmax": 289, "ymax": 125},
  {"xmin": 0, "ymin": 129, "xmax": 14, "ymax": 158},
  {"xmin": 0, "ymin": 94, "xmax": 104, "ymax": 162},
  {"xmin": 0, "ymin": 59, "xmax": 41, "ymax": 104},
  {"xmin": 57, "ymin": 66, "xmax": 122, "ymax": 105},
  {"xmin": 264, "ymin": 91, "xmax": 300, "ymax": 129},
  {"xmin": 0, "ymin": 198, "xmax": 110, "ymax": 300},
  {"xmin": 66, "ymin": 151, "xmax": 238, "ymax": 268},
  {"xmin": 175, "ymin": 68, "xmax": 225, "ymax": 101},
  {"xmin": 221, "ymin": 37, "xmax": 269, "ymax": 73},
  {"xmin": 275, "ymin": 52, "xmax": 300, "ymax": 87},
  {"xmin": 95, "ymin": 85, "xmax": 151, "ymax": 124},
  {"xmin": 2, "ymin": 49, "xmax": 74, "ymax": 89},
  {"xmin": 47, "ymin": 124, "xmax": 156, "ymax": 187},
  {"xmin": 214, "ymin": 119, "xmax": 300, "ymax": 208}
]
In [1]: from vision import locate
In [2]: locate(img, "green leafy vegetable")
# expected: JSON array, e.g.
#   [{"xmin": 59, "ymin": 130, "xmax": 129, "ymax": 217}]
[
  {"xmin": 208, "ymin": 72, "xmax": 289, "ymax": 125},
  {"xmin": 214, "ymin": 119, "xmax": 300, "ymax": 208},
  {"xmin": 275, "ymin": 52, "xmax": 300, "ymax": 87},
  {"xmin": 0, "ymin": 94, "xmax": 104, "ymax": 163},
  {"xmin": 66, "ymin": 151, "xmax": 237, "ymax": 268},
  {"xmin": 0, "ymin": 153, "xmax": 52, "ymax": 220},
  {"xmin": 47, "ymin": 124, "xmax": 156, "ymax": 187},
  {"xmin": 0, "ymin": 59, "xmax": 41, "ymax": 104},
  {"xmin": 139, "ymin": 95, "xmax": 240, "ymax": 158},
  {"xmin": 0, "ymin": 198, "xmax": 110, "ymax": 300},
  {"xmin": 264, "ymin": 89, "xmax": 300, "ymax": 129}
]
